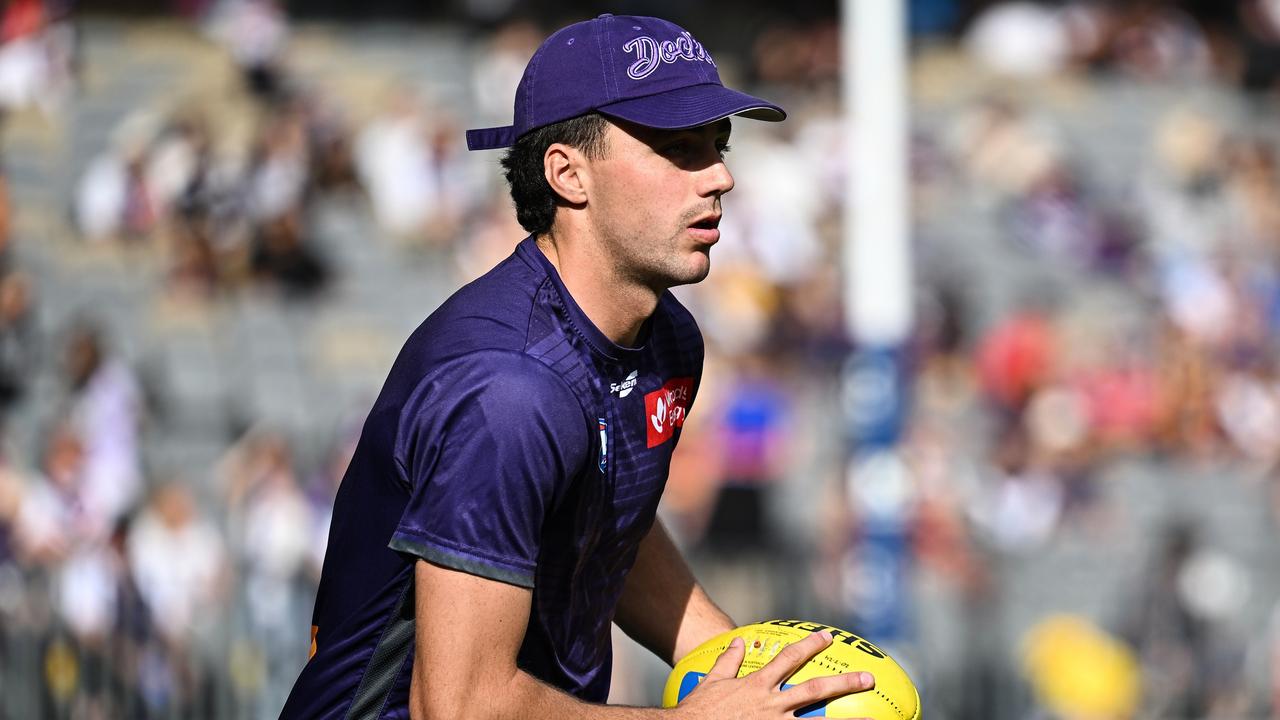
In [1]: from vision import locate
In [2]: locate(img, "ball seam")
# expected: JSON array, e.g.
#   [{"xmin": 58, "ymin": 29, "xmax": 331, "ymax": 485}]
[{"xmin": 874, "ymin": 688, "xmax": 908, "ymax": 720}]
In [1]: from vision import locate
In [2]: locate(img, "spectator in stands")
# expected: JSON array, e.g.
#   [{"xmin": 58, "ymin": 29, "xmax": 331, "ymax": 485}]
[
  {"xmin": 0, "ymin": 445, "xmax": 19, "ymax": 559},
  {"xmin": 354, "ymin": 92, "xmax": 444, "ymax": 244},
  {"xmin": 75, "ymin": 132, "xmax": 160, "ymax": 246},
  {"xmin": 11, "ymin": 417, "xmax": 135, "ymax": 719},
  {"xmin": 453, "ymin": 189, "xmax": 526, "ymax": 281},
  {"xmin": 1224, "ymin": 138, "xmax": 1280, "ymax": 258},
  {"xmin": 964, "ymin": 1, "xmax": 1074, "ymax": 77},
  {"xmin": 75, "ymin": 147, "xmax": 132, "ymax": 244},
  {"xmin": 0, "ymin": 269, "xmax": 33, "ymax": 412},
  {"xmin": 1235, "ymin": 0, "xmax": 1280, "ymax": 94},
  {"xmin": 9, "ymin": 417, "xmax": 140, "ymax": 712},
  {"xmin": 1215, "ymin": 356, "xmax": 1280, "ymax": 464},
  {"xmin": 304, "ymin": 417, "xmax": 360, "ymax": 579},
  {"xmin": 696, "ymin": 352, "xmax": 793, "ymax": 621},
  {"xmin": 749, "ymin": 19, "xmax": 840, "ymax": 86},
  {"xmin": 206, "ymin": 0, "xmax": 290, "ymax": 104},
  {"xmin": 355, "ymin": 93, "xmax": 479, "ymax": 249},
  {"xmin": 158, "ymin": 111, "xmax": 254, "ymax": 300},
  {"xmin": 305, "ymin": 93, "xmax": 360, "ymax": 195},
  {"xmin": 904, "ymin": 421, "xmax": 987, "ymax": 591},
  {"xmin": 1140, "ymin": 108, "xmax": 1231, "ymax": 265},
  {"xmin": 970, "ymin": 423, "xmax": 1064, "ymax": 552},
  {"xmin": 1152, "ymin": 316, "xmax": 1223, "ymax": 458},
  {"xmin": 147, "ymin": 115, "xmax": 213, "ymax": 228},
  {"xmin": 165, "ymin": 206, "xmax": 224, "ymax": 301},
  {"xmin": 719, "ymin": 122, "xmax": 824, "ymax": 286},
  {"xmin": 1001, "ymin": 161, "xmax": 1141, "ymax": 275},
  {"xmin": 0, "ymin": 0, "xmax": 73, "ymax": 118},
  {"xmin": 95, "ymin": 514, "xmax": 155, "ymax": 719},
  {"xmin": 0, "ymin": 165, "xmax": 9, "ymax": 261},
  {"xmin": 12, "ymin": 420, "xmax": 87, "ymax": 565},
  {"xmin": 128, "ymin": 485, "xmax": 226, "ymax": 645},
  {"xmin": 946, "ymin": 96, "xmax": 1066, "ymax": 201},
  {"xmin": 249, "ymin": 214, "xmax": 329, "ymax": 298},
  {"xmin": 60, "ymin": 322, "xmax": 145, "ymax": 539},
  {"xmin": 219, "ymin": 427, "xmax": 315, "ymax": 717},
  {"xmin": 702, "ymin": 353, "xmax": 792, "ymax": 555},
  {"xmin": 1121, "ymin": 520, "xmax": 1254, "ymax": 718},
  {"xmin": 469, "ymin": 21, "xmax": 541, "ymax": 129},
  {"xmin": 221, "ymin": 430, "xmax": 313, "ymax": 596},
  {"xmin": 1073, "ymin": 345, "xmax": 1160, "ymax": 454},
  {"xmin": 126, "ymin": 482, "xmax": 228, "ymax": 715},
  {"xmin": 247, "ymin": 108, "xmax": 310, "ymax": 226},
  {"xmin": 1100, "ymin": 0, "xmax": 1214, "ymax": 81},
  {"xmin": 913, "ymin": 281, "xmax": 974, "ymax": 414},
  {"xmin": 976, "ymin": 303, "xmax": 1058, "ymax": 423}
]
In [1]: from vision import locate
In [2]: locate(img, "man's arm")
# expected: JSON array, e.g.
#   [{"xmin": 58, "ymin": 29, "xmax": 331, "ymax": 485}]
[
  {"xmin": 412, "ymin": 558, "xmax": 653, "ymax": 719},
  {"xmin": 613, "ymin": 518, "xmax": 733, "ymax": 665},
  {"xmin": 410, "ymin": 559, "xmax": 873, "ymax": 720}
]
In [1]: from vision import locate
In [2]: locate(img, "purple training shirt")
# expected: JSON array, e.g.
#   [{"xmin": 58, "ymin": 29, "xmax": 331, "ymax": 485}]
[{"xmin": 281, "ymin": 236, "xmax": 703, "ymax": 719}]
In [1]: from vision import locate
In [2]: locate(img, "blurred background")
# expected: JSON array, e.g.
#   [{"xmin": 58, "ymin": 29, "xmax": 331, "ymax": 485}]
[{"xmin": 0, "ymin": 0, "xmax": 1278, "ymax": 718}]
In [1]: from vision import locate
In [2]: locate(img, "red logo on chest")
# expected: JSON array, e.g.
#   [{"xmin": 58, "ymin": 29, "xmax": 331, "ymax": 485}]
[{"xmin": 645, "ymin": 377, "xmax": 694, "ymax": 448}]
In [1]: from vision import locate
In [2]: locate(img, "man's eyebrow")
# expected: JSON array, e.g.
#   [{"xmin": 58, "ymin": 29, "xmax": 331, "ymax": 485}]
[
  {"xmin": 680, "ymin": 119, "xmax": 730, "ymax": 138},
  {"xmin": 651, "ymin": 119, "xmax": 730, "ymax": 146}
]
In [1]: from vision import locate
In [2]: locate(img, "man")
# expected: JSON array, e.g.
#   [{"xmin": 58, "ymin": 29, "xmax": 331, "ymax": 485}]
[{"xmin": 282, "ymin": 14, "xmax": 875, "ymax": 719}]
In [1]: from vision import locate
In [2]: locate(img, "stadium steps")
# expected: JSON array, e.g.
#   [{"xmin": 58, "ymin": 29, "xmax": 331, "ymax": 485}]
[{"xmin": 288, "ymin": 23, "xmax": 474, "ymax": 121}]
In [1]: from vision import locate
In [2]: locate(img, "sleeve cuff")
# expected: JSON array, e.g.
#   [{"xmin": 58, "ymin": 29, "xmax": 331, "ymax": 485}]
[{"xmin": 388, "ymin": 531, "xmax": 536, "ymax": 589}]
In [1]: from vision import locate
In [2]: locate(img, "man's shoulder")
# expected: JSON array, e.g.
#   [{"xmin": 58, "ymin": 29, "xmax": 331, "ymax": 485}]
[
  {"xmin": 373, "ymin": 240, "xmax": 600, "ymax": 423},
  {"xmin": 417, "ymin": 349, "xmax": 583, "ymax": 409},
  {"xmin": 397, "ymin": 241, "xmax": 548, "ymax": 366}
]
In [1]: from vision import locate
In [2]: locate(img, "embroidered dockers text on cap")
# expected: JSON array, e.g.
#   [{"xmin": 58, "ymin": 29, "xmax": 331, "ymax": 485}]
[{"xmin": 623, "ymin": 31, "xmax": 716, "ymax": 80}]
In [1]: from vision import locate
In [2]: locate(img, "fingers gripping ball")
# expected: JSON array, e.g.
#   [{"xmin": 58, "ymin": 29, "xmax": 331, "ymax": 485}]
[{"xmin": 663, "ymin": 620, "xmax": 920, "ymax": 719}]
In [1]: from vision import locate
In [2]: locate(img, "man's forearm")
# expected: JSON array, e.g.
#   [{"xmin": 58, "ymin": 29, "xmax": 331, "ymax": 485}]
[
  {"xmin": 613, "ymin": 519, "xmax": 735, "ymax": 664},
  {"xmin": 413, "ymin": 559, "xmax": 680, "ymax": 720},
  {"xmin": 497, "ymin": 667, "xmax": 675, "ymax": 719},
  {"xmin": 416, "ymin": 662, "xmax": 673, "ymax": 719}
]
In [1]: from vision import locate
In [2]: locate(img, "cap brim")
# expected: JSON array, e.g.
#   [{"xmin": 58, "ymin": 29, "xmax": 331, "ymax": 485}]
[
  {"xmin": 465, "ymin": 84, "xmax": 785, "ymax": 151},
  {"xmin": 596, "ymin": 83, "xmax": 785, "ymax": 130}
]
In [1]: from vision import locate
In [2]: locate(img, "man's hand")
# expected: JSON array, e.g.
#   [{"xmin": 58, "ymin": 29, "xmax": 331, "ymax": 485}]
[{"xmin": 672, "ymin": 631, "xmax": 877, "ymax": 720}]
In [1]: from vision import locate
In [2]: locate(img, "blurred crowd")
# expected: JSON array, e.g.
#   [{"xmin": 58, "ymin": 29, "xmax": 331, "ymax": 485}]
[{"xmin": 0, "ymin": 0, "xmax": 1278, "ymax": 719}]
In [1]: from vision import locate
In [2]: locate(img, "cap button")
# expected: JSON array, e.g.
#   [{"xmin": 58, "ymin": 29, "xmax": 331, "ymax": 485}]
[{"xmin": 596, "ymin": 13, "xmax": 613, "ymax": 18}]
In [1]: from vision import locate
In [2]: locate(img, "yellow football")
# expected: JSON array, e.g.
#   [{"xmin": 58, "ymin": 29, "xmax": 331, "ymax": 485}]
[{"xmin": 662, "ymin": 619, "xmax": 920, "ymax": 719}]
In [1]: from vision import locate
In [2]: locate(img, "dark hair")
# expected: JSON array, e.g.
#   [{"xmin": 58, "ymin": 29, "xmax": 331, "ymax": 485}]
[{"xmin": 500, "ymin": 113, "xmax": 609, "ymax": 234}]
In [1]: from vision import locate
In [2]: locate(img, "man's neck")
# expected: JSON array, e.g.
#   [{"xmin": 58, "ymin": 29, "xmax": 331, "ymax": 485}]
[{"xmin": 536, "ymin": 232, "xmax": 660, "ymax": 348}]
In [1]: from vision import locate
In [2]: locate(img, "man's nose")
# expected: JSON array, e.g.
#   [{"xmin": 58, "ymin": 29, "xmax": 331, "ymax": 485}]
[{"xmin": 700, "ymin": 160, "xmax": 734, "ymax": 198}]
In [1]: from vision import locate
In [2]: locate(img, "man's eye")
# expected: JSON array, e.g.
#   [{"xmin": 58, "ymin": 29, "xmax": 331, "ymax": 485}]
[
  {"xmin": 717, "ymin": 143, "xmax": 732, "ymax": 158},
  {"xmin": 663, "ymin": 142, "xmax": 690, "ymax": 157}
]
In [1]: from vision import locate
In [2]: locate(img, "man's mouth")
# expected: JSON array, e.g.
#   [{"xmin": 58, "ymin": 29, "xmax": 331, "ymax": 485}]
[
  {"xmin": 687, "ymin": 214, "xmax": 721, "ymax": 244},
  {"xmin": 689, "ymin": 214, "xmax": 721, "ymax": 230}
]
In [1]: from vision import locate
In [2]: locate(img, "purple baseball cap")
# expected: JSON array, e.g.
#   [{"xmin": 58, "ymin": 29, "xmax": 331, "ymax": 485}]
[{"xmin": 466, "ymin": 14, "xmax": 785, "ymax": 151}]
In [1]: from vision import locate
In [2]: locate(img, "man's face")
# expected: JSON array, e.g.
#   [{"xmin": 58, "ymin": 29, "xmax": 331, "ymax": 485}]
[{"xmin": 584, "ymin": 117, "xmax": 734, "ymax": 290}]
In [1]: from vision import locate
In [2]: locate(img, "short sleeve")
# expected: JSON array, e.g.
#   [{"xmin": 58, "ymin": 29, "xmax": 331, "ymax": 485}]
[{"xmin": 387, "ymin": 351, "xmax": 591, "ymax": 588}]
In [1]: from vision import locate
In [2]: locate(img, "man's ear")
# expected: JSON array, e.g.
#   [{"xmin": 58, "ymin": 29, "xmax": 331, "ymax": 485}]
[{"xmin": 544, "ymin": 143, "xmax": 589, "ymax": 205}]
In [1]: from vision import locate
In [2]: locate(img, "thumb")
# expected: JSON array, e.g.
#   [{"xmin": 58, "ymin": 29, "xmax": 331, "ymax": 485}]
[{"xmin": 704, "ymin": 636, "xmax": 745, "ymax": 682}]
